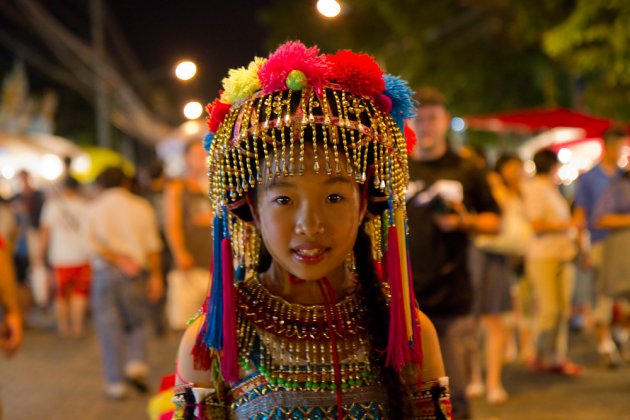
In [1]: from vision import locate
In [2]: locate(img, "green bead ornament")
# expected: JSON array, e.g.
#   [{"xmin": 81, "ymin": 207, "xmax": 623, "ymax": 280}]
[{"xmin": 286, "ymin": 70, "xmax": 307, "ymax": 91}]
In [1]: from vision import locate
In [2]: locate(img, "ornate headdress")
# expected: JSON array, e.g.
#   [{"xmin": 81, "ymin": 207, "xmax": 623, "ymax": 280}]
[{"xmin": 194, "ymin": 41, "xmax": 421, "ymax": 384}]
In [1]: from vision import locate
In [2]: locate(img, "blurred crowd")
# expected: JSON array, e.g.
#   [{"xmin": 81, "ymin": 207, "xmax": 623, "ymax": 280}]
[
  {"xmin": 0, "ymin": 88, "xmax": 629, "ymax": 419},
  {"xmin": 0, "ymin": 140, "xmax": 212, "ymax": 400}
]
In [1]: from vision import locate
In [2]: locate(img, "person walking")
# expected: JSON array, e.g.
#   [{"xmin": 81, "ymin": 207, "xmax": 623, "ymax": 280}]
[
  {"xmin": 469, "ymin": 154, "xmax": 533, "ymax": 405},
  {"xmin": 164, "ymin": 141, "xmax": 213, "ymax": 330},
  {"xmin": 37, "ymin": 176, "xmax": 91, "ymax": 338},
  {"xmin": 593, "ymin": 167, "xmax": 630, "ymax": 363},
  {"xmin": 85, "ymin": 167, "xmax": 164, "ymax": 399},
  {"xmin": 523, "ymin": 149, "xmax": 581, "ymax": 375},
  {"xmin": 406, "ymin": 87, "xmax": 500, "ymax": 419},
  {"xmin": 574, "ymin": 126, "xmax": 627, "ymax": 367}
]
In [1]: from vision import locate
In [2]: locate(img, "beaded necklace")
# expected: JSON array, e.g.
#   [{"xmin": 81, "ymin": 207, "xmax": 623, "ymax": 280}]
[{"xmin": 236, "ymin": 276, "xmax": 379, "ymax": 393}]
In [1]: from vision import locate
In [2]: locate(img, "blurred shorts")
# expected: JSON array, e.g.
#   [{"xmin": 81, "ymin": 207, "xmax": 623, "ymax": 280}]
[{"xmin": 54, "ymin": 263, "xmax": 92, "ymax": 299}]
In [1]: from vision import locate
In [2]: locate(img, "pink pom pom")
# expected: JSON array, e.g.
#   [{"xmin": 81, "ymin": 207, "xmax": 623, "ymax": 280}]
[
  {"xmin": 328, "ymin": 50, "xmax": 385, "ymax": 98},
  {"xmin": 375, "ymin": 93, "xmax": 393, "ymax": 113},
  {"xmin": 258, "ymin": 41, "xmax": 331, "ymax": 94}
]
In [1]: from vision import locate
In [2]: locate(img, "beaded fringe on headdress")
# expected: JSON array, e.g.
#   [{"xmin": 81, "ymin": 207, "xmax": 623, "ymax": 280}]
[{"xmin": 192, "ymin": 41, "xmax": 423, "ymax": 384}]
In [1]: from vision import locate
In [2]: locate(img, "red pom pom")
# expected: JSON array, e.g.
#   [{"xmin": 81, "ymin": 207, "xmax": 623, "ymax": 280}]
[
  {"xmin": 404, "ymin": 124, "xmax": 417, "ymax": 156},
  {"xmin": 328, "ymin": 50, "xmax": 385, "ymax": 98},
  {"xmin": 206, "ymin": 99, "xmax": 231, "ymax": 133}
]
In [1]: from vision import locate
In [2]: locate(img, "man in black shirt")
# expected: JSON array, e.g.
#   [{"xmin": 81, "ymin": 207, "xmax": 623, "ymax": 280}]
[{"xmin": 407, "ymin": 87, "xmax": 500, "ymax": 419}]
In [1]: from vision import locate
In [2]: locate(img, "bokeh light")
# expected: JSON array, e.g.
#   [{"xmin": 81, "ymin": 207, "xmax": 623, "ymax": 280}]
[
  {"xmin": 557, "ymin": 147, "xmax": 572, "ymax": 164},
  {"xmin": 451, "ymin": 117, "xmax": 466, "ymax": 132},
  {"xmin": 175, "ymin": 60, "xmax": 197, "ymax": 81},
  {"xmin": 317, "ymin": 0, "xmax": 341, "ymax": 17},
  {"xmin": 183, "ymin": 101, "xmax": 203, "ymax": 120},
  {"xmin": 40, "ymin": 154, "xmax": 64, "ymax": 181}
]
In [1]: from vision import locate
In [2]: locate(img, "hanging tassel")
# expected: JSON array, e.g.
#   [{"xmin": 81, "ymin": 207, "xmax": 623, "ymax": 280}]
[
  {"xmin": 395, "ymin": 210, "xmax": 413, "ymax": 343},
  {"xmin": 384, "ymin": 208, "xmax": 423, "ymax": 372},
  {"xmin": 192, "ymin": 213, "xmax": 225, "ymax": 370},
  {"xmin": 235, "ymin": 264, "xmax": 246, "ymax": 282},
  {"xmin": 220, "ymin": 237, "xmax": 239, "ymax": 383}
]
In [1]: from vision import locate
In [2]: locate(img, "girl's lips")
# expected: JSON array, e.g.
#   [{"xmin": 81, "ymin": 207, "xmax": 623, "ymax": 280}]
[{"xmin": 291, "ymin": 247, "xmax": 329, "ymax": 264}]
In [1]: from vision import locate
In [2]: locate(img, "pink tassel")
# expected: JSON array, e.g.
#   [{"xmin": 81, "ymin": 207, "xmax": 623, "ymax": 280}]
[
  {"xmin": 385, "ymin": 225, "xmax": 406, "ymax": 371},
  {"xmin": 384, "ymin": 225, "xmax": 423, "ymax": 372},
  {"xmin": 220, "ymin": 238, "xmax": 239, "ymax": 383}
]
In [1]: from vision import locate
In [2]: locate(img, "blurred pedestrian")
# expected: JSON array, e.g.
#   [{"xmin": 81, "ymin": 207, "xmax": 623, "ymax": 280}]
[
  {"xmin": 10, "ymin": 170, "xmax": 45, "ymax": 312},
  {"xmin": 85, "ymin": 167, "xmax": 164, "ymax": 399},
  {"xmin": 163, "ymin": 140, "xmax": 212, "ymax": 330},
  {"xmin": 140, "ymin": 159, "xmax": 171, "ymax": 337},
  {"xmin": 0, "ymin": 233, "xmax": 23, "ymax": 358},
  {"xmin": 593, "ymin": 166, "xmax": 630, "ymax": 363},
  {"xmin": 37, "ymin": 176, "xmax": 91, "ymax": 338},
  {"xmin": 523, "ymin": 149, "xmax": 581, "ymax": 375},
  {"xmin": 469, "ymin": 153, "xmax": 532, "ymax": 404},
  {"xmin": 407, "ymin": 87, "xmax": 500, "ymax": 419},
  {"xmin": 0, "ymin": 231, "xmax": 23, "ymax": 420},
  {"xmin": 574, "ymin": 126, "xmax": 627, "ymax": 367}
]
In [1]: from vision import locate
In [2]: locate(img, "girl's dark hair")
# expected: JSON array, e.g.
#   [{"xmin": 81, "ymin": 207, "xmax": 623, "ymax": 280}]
[{"xmin": 354, "ymin": 224, "xmax": 408, "ymax": 417}]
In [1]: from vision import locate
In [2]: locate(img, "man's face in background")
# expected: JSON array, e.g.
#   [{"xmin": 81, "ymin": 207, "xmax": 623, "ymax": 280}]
[{"xmin": 410, "ymin": 104, "xmax": 450, "ymax": 154}]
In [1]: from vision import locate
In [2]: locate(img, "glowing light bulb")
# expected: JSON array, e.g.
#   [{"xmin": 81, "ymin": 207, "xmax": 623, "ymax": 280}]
[
  {"xmin": 317, "ymin": 0, "xmax": 341, "ymax": 18},
  {"xmin": 183, "ymin": 101, "xmax": 203, "ymax": 120},
  {"xmin": 175, "ymin": 60, "xmax": 197, "ymax": 81}
]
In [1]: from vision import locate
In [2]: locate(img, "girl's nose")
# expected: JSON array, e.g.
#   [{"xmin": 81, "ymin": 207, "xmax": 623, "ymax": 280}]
[{"xmin": 294, "ymin": 203, "xmax": 324, "ymax": 237}]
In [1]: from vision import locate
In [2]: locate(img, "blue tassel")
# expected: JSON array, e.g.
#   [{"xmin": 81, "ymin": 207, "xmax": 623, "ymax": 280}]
[
  {"xmin": 235, "ymin": 264, "xmax": 246, "ymax": 282},
  {"xmin": 202, "ymin": 213, "xmax": 225, "ymax": 350},
  {"xmin": 383, "ymin": 74, "xmax": 418, "ymax": 130}
]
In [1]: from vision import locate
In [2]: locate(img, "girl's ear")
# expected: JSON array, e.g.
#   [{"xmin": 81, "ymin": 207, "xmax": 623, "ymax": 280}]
[
  {"xmin": 246, "ymin": 191, "xmax": 261, "ymax": 226},
  {"xmin": 359, "ymin": 194, "xmax": 368, "ymax": 222}
]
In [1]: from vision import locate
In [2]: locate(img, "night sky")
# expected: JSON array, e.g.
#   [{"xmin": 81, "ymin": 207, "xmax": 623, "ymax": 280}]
[
  {"xmin": 108, "ymin": 1, "xmax": 270, "ymax": 101},
  {"xmin": 0, "ymin": 0, "xmax": 272, "ymax": 131}
]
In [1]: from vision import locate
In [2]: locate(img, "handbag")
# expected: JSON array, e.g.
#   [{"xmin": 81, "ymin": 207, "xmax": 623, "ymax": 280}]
[
  {"xmin": 475, "ymin": 197, "xmax": 532, "ymax": 256},
  {"xmin": 165, "ymin": 268, "xmax": 211, "ymax": 330},
  {"xmin": 30, "ymin": 264, "xmax": 53, "ymax": 307}
]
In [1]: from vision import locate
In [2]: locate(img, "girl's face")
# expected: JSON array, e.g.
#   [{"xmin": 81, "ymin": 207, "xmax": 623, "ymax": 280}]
[{"xmin": 255, "ymin": 148, "xmax": 365, "ymax": 282}]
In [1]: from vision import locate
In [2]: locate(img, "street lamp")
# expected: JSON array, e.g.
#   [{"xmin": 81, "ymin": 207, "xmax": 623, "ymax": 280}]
[
  {"xmin": 183, "ymin": 101, "xmax": 203, "ymax": 120},
  {"xmin": 317, "ymin": 0, "xmax": 341, "ymax": 18},
  {"xmin": 175, "ymin": 60, "xmax": 197, "ymax": 81}
]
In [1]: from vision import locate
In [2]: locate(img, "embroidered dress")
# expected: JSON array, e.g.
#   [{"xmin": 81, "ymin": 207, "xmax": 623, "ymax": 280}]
[{"xmin": 173, "ymin": 277, "xmax": 451, "ymax": 419}]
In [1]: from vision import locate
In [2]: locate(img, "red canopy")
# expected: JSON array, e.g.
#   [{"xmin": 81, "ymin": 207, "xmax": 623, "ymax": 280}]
[{"xmin": 465, "ymin": 107, "xmax": 613, "ymax": 138}]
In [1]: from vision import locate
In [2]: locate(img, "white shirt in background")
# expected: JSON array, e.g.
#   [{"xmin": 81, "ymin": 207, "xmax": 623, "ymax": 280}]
[{"xmin": 86, "ymin": 187, "xmax": 162, "ymax": 269}]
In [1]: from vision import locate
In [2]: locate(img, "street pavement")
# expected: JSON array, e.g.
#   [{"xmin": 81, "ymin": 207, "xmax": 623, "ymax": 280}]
[{"xmin": 2, "ymin": 312, "xmax": 629, "ymax": 420}]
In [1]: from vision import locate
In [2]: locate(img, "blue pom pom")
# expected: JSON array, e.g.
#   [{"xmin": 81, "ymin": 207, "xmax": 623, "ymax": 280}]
[
  {"xmin": 383, "ymin": 74, "xmax": 418, "ymax": 130},
  {"xmin": 203, "ymin": 132, "xmax": 214, "ymax": 152}
]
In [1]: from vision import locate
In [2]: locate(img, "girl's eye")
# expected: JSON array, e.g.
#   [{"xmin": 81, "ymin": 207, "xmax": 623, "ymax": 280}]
[
  {"xmin": 273, "ymin": 196, "xmax": 292, "ymax": 205},
  {"xmin": 327, "ymin": 194, "xmax": 344, "ymax": 203}
]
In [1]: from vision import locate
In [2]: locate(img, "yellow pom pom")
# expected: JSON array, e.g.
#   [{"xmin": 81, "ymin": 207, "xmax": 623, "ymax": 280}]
[{"xmin": 221, "ymin": 57, "xmax": 266, "ymax": 104}]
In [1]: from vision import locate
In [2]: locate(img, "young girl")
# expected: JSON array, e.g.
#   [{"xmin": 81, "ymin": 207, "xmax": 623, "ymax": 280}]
[{"xmin": 174, "ymin": 41, "xmax": 451, "ymax": 419}]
